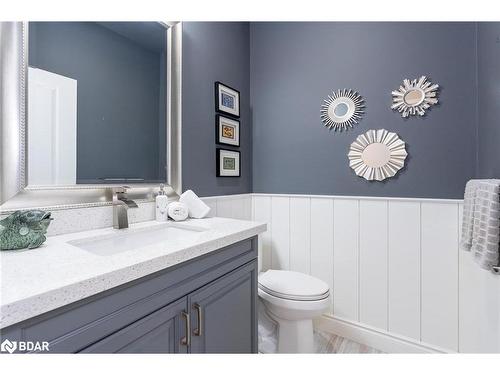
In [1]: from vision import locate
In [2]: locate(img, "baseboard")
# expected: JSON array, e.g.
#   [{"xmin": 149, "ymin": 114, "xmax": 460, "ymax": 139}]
[{"xmin": 315, "ymin": 314, "xmax": 455, "ymax": 354}]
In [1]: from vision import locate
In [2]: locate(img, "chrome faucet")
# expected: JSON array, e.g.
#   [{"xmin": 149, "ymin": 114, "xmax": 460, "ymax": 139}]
[{"xmin": 112, "ymin": 186, "xmax": 138, "ymax": 229}]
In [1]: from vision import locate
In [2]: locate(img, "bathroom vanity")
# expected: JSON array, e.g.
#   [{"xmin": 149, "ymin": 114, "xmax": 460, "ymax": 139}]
[{"xmin": 0, "ymin": 218, "xmax": 265, "ymax": 353}]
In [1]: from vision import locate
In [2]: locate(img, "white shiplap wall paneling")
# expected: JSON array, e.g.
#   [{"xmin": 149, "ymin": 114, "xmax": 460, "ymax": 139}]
[
  {"xmin": 333, "ymin": 199, "xmax": 360, "ymax": 322},
  {"xmin": 253, "ymin": 196, "xmax": 272, "ymax": 272},
  {"xmin": 201, "ymin": 198, "xmax": 217, "ymax": 217},
  {"xmin": 271, "ymin": 196, "xmax": 290, "ymax": 270},
  {"xmin": 230, "ymin": 198, "xmax": 245, "ymax": 220},
  {"xmin": 387, "ymin": 201, "xmax": 421, "ymax": 341},
  {"xmin": 242, "ymin": 196, "xmax": 252, "ymax": 220},
  {"xmin": 215, "ymin": 198, "xmax": 233, "ymax": 218},
  {"xmin": 359, "ymin": 200, "xmax": 388, "ymax": 330},
  {"xmin": 289, "ymin": 197, "xmax": 311, "ymax": 274},
  {"xmin": 459, "ymin": 203, "xmax": 500, "ymax": 353},
  {"xmin": 203, "ymin": 195, "xmax": 253, "ymax": 220},
  {"xmin": 310, "ymin": 198, "xmax": 334, "ymax": 313},
  {"xmin": 421, "ymin": 202, "xmax": 459, "ymax": 351}
]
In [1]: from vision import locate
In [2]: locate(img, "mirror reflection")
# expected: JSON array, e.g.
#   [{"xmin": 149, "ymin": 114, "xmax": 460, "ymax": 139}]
[
  {"xmin": 28, "ymin": 22, "xmax": 168, "ymax": 185},
  {"xmin": 333, "ymin": 102, "xmax": 349, "ymax": 117},
  {"xmin": 361, "ymin": 143, "xmax": 391, "ymax": 168},
  {"xmin": 403, "ymin": 89, "xmax": 424, "ymax": 106}
]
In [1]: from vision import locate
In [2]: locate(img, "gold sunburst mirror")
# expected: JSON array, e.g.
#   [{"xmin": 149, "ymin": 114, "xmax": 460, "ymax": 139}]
[
  {"xmin": 391, "ymin": 76, "xmax": 439, "ymax": 118},
  {"xmin": 348, "ymin": 129, "xmax": 407, "ymax": 181},
  {"xmin": 320, "ymin": 89, "xmax": 365, "ymax": 131}
]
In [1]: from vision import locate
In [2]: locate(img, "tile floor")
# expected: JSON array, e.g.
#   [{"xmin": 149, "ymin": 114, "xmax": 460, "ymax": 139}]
[{"xmin": 313, "ymin": 330, "xmax": 383, "ymax": 354}]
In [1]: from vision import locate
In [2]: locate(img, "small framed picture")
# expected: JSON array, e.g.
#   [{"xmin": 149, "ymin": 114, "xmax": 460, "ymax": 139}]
[
  {"xmin": 216, "ymin": 115, "xmax": 240, "ymax": 147},
  {"xmin": 217, "ymin": 149, "xmax": 241, "ymax": 177},
  {"xmin": 215, "ymin": 81, "xmax": 240, "ymax": 118}
]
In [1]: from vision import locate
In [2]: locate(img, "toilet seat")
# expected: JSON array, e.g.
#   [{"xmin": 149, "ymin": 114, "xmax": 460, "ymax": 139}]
[
  {"xmin": 258, "ymin": 270, "xmax": 329, "ymax": 301},
  {"xmin": 258, "ymin": 287, "xmax": 329, "ymax": 313}
]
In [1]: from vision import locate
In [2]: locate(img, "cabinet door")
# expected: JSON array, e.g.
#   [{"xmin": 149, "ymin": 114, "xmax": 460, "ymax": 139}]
[
  {"xmin": 81, "ymin": 298, "xmax": 189, "ymax": 353},
  {"xmin": 189, "ymin": 261, "xmax": 257, "ymax": 353}
]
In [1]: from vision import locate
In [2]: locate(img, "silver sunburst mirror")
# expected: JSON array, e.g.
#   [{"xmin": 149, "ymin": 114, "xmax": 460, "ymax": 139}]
[
  {"xmin": 320, "ymin": 89, "xmax": 365, "ymax": 131},
  {"xmin": 391, "ymin": 76, "xmax": 439, "ymax": 118},
  {"xmin": 348, "ymin": 129, "xmax": 407, "ymax": 181}
]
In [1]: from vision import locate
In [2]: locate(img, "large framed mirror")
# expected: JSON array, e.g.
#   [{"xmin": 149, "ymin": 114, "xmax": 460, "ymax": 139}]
[{"xmin": 0, "ymin": 21, "xmax": 182, "ymax": 212}]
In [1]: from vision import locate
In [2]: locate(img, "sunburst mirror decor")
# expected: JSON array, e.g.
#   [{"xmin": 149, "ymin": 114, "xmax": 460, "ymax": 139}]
[
  {"xmin": 391, "ymin": 76, "xmax": 439, "ymax": 118},
  {"xmin": 348, "ymin": 129, "xmax": 407, "ymax": 181},
  {"xmin": 320, "ymin": 89, "xmax": 365, "ymax": 131}
]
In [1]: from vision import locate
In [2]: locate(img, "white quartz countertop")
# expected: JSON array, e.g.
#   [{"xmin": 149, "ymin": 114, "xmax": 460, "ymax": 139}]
[{"xmin": 0, "ymin": 217, "xmax": 266, "ymax": 329}]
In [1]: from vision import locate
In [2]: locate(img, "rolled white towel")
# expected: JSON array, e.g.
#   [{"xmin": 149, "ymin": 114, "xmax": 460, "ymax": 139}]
[
  {"xmin": 179, "ymin": 190, "xmax": 211, "ymax": 219},
  {"xmin": 167, "ymin": 202, "xmax": 189, "ymax": 222}
]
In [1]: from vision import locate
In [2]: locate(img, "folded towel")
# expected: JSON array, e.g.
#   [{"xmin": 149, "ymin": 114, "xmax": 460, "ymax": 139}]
[
  {"xmin": 179, "ymin": 190, "xmax": 211, "ymax": 219},
  {"xmin": 461, "ymin": 179, "xmax": 500, "ymax": 271},
  {"xmin": 167, "ymin": 202, "xmax": 189, "ymax": 222}
]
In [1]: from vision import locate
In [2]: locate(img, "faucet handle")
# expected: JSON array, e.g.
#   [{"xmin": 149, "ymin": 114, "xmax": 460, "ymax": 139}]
[{"xmin": 112, "ymin": 186, "xmax": 130, "ymax": 194}]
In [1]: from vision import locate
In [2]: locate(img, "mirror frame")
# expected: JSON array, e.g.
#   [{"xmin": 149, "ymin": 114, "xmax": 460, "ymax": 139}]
[
  {"xmin": 348, "ymin": 129, "xmax": 407, "ymax": 181},
  {"xmin": 320, "ymin": 88, "xmax": 365, "ymax": 131},
  {"xmin": 391, "ymin": 76, "xmax": 439, "ymax": 118},
  {"xmin": 0, "ymin": 21, "xmax": 182, "ymax": 213}
]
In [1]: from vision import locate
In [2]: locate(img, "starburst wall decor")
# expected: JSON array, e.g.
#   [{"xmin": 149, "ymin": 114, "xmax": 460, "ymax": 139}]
[
  {"xmin": 320, "ymin": 89, "xmax": 365, "ymax": 131},
  {"xmin": 391, "ymin": 76, "xmax": 439, "ymax": 118},
  {"xmin": 348, "ymin": 129, "xmax": 407, "ymax": 181}
]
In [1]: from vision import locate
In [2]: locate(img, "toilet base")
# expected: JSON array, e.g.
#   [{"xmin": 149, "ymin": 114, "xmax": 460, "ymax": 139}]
[{"xmin": 268, "ymin": 310, "xmax": 314, "ymax": 353}]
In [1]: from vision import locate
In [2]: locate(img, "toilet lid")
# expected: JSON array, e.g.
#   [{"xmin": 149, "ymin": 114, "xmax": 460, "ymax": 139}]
[{"xmin": 258, "ymin": 270, "xmax": 330, "ymax": 301}]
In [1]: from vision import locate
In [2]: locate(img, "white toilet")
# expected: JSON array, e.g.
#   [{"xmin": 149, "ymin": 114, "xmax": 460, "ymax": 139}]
[{"xmin": 258, "ymin": 269, "xmax": 330, "ymax": 353}]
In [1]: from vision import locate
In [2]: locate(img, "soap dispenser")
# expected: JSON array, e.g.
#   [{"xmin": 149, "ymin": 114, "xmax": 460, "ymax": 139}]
[{"xmin": 156, "ymin": 184, "xmax": 169, "ymax": 222}]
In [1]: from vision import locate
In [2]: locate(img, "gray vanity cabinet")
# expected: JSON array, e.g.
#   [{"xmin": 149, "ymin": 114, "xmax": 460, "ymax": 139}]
[
  {"xmin": 0, "ymin": 237, "xmax": 258, "ymax": 354},
  {"xmin": 189, "ymin": 261, "xmax": 257, "ymax": 353},
  {"xmin": 81, "ymin": 298, "xmax": 188, "ymax": 353},
  {"xmin": 82, "ymin": 260, "xmax": 257, "ymax": 354}
]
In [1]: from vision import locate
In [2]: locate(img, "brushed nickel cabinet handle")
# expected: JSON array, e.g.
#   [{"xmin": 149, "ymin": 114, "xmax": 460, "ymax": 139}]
[
  {"xmin": 193, "ymin": 303, "xmax": 202, "ymax": 336},
  {"xmin": 180, "ymin": 311, "xmax": 190, "ymax": 346}
]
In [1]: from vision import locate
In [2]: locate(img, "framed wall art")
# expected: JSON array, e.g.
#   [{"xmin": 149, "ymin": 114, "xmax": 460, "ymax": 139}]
[
  {"xmin": 216, "ymin": 149, "xmax": 241, "ymax": 177},
  {"xmin": 216, "ymin": 115, "xmax": 240, "ymax": 147},
  {"xmin": 215, "ymin": 81, "xmax": 240, "ymax": 118}
]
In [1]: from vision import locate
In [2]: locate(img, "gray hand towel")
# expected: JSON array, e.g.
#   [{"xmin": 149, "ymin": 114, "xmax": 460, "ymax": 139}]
[{"xmin": 460, "ymin": 179, "xmax": 500, "ymax": 271}]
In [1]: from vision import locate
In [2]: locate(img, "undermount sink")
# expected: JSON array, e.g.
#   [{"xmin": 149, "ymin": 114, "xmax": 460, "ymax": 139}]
[{"xmin": 68, "ymin": 223, "xmax": 206, "ymax": 256}]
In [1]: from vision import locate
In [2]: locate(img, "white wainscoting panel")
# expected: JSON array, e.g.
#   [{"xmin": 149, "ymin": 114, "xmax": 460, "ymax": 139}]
[
  {"xmin": 249, "ymin": 193, "xmax": 497, "ymax": 354},
  {"xmin": 271, "ymin": 197, "xmax": 290, "ymax": 270},
  {"xmin": 201, "ymin": 194, "xmax": 252, "ymax": 221},
  {"xmin": 332, "ymin": 199, "xmax": 359, "ymax": 322},
  {"xmin": 359, "ymin": 200, "xmax": 388, "ymax": 330},
  {"xmin": 458, "ymin": 204, "xmax": 500, "ymax": 353},
  {"xmin": 289, "ymin": 197, "xmax": 311, "ymax": 274},
  {"xmin": 310, "ymin": 198, "xmax": 334, "ymax": 313},
  {"xmin": 420, "ymin": 202, "xmax": 459, "ymax": 351},
  {"xmin": 253, "ymin": 196, "xmax": 272, "ymax": 272},
  {"xmin": 387, "ymin": 201, "xmax": 421, "ymax": 341}
]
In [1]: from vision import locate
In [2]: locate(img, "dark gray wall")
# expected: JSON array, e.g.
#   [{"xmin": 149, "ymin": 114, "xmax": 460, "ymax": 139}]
[
  {"xmin": 182, "ymin": 22, "xmax": 252, "ymax": 196},
  {"xmin": 477, "ymin": 23, "xmax": 500, "ymax": 179},
  {"xmin": 29, "ymin": 22, "xmax": 166, "ymax": 183},
  {"xmin": 250, "ymin": 22, "xmax": 477, "ymax": 199}
]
